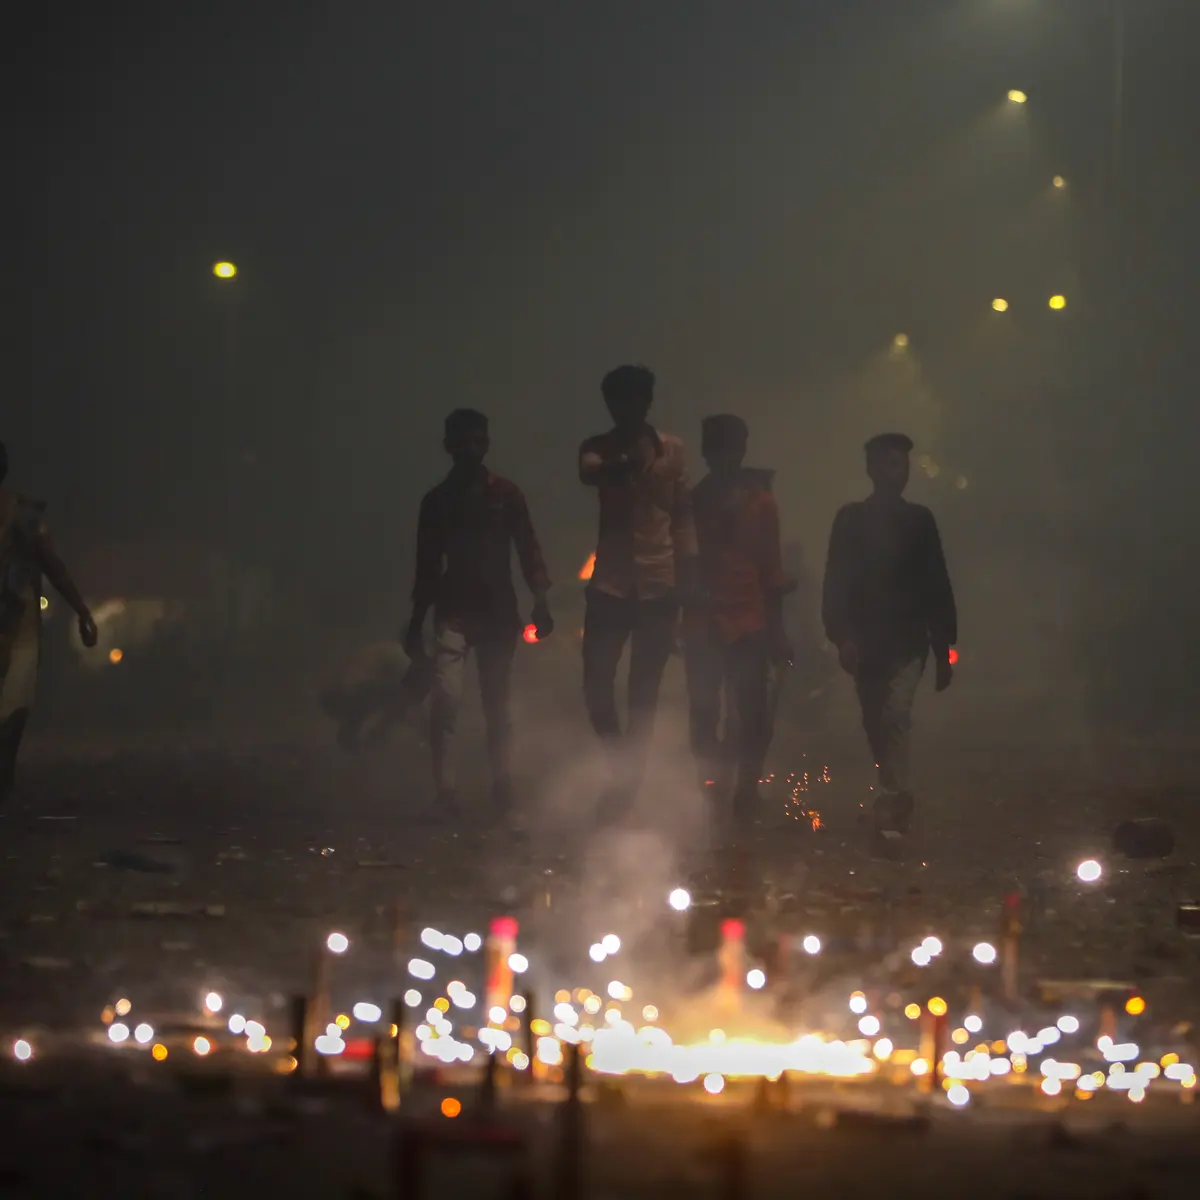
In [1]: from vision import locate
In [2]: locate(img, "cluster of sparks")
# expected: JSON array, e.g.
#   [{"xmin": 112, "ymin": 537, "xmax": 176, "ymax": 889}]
[{"xmin": 774, "ymin": 759, "xmax": 831, "ymax": 829}]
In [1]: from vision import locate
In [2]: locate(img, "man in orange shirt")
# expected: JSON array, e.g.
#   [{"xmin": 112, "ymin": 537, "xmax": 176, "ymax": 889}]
[
  {"xmin": 579, "ymin": 365, "xmax": 697, "ymax": 809},
  {"xmin": 686, "ymin": 416, "xmax": 793, "ymax": 822}
]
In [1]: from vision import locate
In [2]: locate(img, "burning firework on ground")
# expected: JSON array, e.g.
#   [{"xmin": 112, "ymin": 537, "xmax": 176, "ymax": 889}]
[
  {"xmin": 17, "ymin": 860, "xmax": 1192, "ymax": 1121},
  {"xmin": 772, "ymin": 760, "xmax": 831, "ymax": 829}
]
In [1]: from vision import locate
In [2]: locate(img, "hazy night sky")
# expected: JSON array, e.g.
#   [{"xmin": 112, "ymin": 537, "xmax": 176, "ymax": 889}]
[{"xmin": 16, "ymin": 0, "xmax": 1200, "ymax": 696}]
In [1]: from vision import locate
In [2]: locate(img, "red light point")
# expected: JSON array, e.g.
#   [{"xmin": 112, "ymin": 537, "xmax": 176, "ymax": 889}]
[
  {"xmin": 948, "ymin": 647, "xmax": 959, "ymax": 666},
  {"xmin": 490, "ymin": 916, "xmax": 519, "ymax": 940},
  {"xmin": 523, "ymin": 624, "xmax": 539, "ymax": 644}
]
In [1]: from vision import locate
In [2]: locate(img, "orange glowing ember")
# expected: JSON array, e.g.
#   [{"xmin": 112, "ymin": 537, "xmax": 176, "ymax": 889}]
[
  {"xmin": 108, "ymin": 648, "xmax": 124, "ymax": 664},
  {"xmin": 523, "ymin": 624, "xmax": 539, "ymax": 644},
  {"xmin": 948, "ymin": 648, "xmax": 959, "ymax": 666},
  {"xmin": 440, "ymin": 1096, "xmax": 462, "ymax": 1118},
  {"xmin": 579, "ymin": 552, "xmax": 596, "ymax": 581}
]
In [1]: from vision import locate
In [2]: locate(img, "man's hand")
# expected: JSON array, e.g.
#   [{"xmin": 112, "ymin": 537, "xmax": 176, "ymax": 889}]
[
  {"xmin": 837, "ymin": 640, "xmax": 859, "ymax": 676},
  {"xmin": 78, "ymin": 610, "xmax": 98, "ymax": 649},
  {"xmin": 531, "ymin": 598, "xmax": 555, "ymax": 640},
  {"xmin": 935, "ymin": 656, "xmax": 954, "ymax": 693}
]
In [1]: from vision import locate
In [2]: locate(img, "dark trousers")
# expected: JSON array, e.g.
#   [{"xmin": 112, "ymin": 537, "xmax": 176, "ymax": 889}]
[
  {"xmin": 582, "ymin": 590, "xmax": 679, "ymax": 782},
  {"xmin": 855, "ymin": 652, "xmax": 926, "ymax": 797},
  {"xmin": 0, "ymin": 707, "xmax": 30, "ymax": 803},
  {"xmin": 685, "ymin": 629, "xmax": 771, "ymax": 796}
]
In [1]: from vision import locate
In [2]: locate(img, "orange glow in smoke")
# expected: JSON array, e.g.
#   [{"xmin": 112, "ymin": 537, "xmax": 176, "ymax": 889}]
[
  {"xmin": 579, "ymin": 553, "xmax": 596, "ymax": 581},
  {"xmin": 108, "ymin": 648, "xmax": 124, "ymax": 664},
  {"xmin": 948, "ymin": 648, "xmax": 959, "ymax": 666},
  {"xmin": 440, "ymin": 1096, "xmax": 462, "ymax": 1118},
  {"xmin": 523, "ymin": 624, "xmax": 539, "ymax": 644}
]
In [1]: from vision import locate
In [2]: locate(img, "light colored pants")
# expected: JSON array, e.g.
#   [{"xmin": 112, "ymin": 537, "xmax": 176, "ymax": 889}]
[
  {"xmin": 855, "ymin": 653, "xmax": 926, "ymax": 797},
  {"xmin": 430, "ymin": 625, "xmax": 516, "ymax": 792}
]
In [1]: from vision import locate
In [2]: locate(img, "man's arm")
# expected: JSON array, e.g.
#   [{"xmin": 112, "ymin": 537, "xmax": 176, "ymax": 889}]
[
  {"xmin": 578, "ymin": 436, "xmax": 637, "ymax": 487},
  {"xmin": 671, "ymin": 453, "xmax": 699, "ymax": 596},
  {"xmin": 821, "ymin": 505, "xmax": 856, "ymax": 648},
  {"xmin": 507, "ymin": 485, "xmax": 552, "ymax": 605},
  {"xmin": 756, "ymin": 492, "xmax": 794, "ymax": 650},
  {"xmin": 922, "ymin": 510, "xmax": 958, "ymax": 661},
  {"xmin": 406, "ymin": 492, "xmax": 442, "ymax": 645},
  {"xmin": 36, "ymin": 525, "xmax": 88, "ymax": 618},
  {"xmin": 34, "ymin": 521, "xmax": 97, "ymax": 644}
]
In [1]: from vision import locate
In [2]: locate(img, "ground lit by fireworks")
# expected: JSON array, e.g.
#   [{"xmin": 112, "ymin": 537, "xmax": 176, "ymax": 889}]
[{"xmin": 8, "ymin": 865, "xmax": 1198, "ymax": 1117}]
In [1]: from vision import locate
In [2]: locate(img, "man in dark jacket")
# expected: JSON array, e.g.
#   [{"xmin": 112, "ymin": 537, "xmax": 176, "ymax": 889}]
[{"xmin": 821, "ymin": 433, "xmax": 957, "ymax": 838}]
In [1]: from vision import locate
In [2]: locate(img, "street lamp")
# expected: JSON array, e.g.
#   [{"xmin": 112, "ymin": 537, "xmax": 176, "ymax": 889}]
[
  {"xmin": 1006, "ymin": 89, "xmax": 1028, "ymax": 105},
  {"xmin": 212, "ymin": 261, "xmax": 237, "ymax": 280},
  {"xmin": 992, "ymin": 298, "xmax": 1009, "ymax": 313}
]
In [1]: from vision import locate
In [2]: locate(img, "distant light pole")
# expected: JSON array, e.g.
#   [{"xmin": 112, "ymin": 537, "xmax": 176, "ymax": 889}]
[
  {"xmin": 212, "ymin": 261, "xmax": 240, "ymax": 545},
  {"xmin": 1109, "ymin": 0, "xmax": 1125, "ymax": 214}
]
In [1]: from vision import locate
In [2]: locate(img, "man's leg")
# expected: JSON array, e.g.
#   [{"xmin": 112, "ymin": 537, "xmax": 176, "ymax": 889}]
[
  {"xmin": 582, "ymin": 590, "xmax": 633, "ymax": 742},
  {"xmin": 476, "ymin": 633, "xmax": 517, "ymax": 811},
  {"xmin": 430, "ymin": 625, "xmax": 470, "ymax": 807},
  {"xmin": 857, "ymin": 654, "xmax": 925, "ymax": 835},
  {"xmin": 877, "ymin": 653, "xmax": 925, "ymax": 795},
  {"xmin": 685, "ymin": 627, "xmax": 724, "ymax": 789},
  {"xmin": 730, "ymin": 633, "xmax": 771, "ymax": 811},
  {"xmin": 626, "ymin": 596, "xmax": 680, "ymax": 789}
]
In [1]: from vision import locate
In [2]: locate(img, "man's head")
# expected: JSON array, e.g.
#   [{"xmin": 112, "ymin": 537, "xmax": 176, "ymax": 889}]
[
  {"xmin": 864, "ymin": 432, "xmax": 913, "ymax": 497},
  {"xmin": 443, "ymin": 408, "xmax": 490, "ymax": 467},
  {"xmin": 601, "ymin": 364, "xmax": 655, "ymax": 432},
  {"xmin": 0, "ymin": 440, "xmax": 7, "ymax": 486},
  {"xmin": 701, "ymin": 414, "xmax": 749, "ymax": 475}
]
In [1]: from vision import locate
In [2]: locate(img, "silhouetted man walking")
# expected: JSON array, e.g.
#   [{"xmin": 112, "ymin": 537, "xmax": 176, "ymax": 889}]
[
  {"xmin": 822, "ymin": 433, "xmax": 957, "ymax": 839},
  {"xmin": 405, "ymin": 409, "xmax": 553, "ymax": 821},
  {"xmin": 579, "ymin": 365, "xmax": 697, "ymax": 810}
]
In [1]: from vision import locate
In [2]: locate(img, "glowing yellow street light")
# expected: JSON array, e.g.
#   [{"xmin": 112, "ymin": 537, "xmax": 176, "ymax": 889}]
[
  {"xmin": 991, "ymin": 298, "xmax": 1009, "ymax": 313},
  {"xmin": 892, "ymin": 333, "xmax": 909, "ymax": 351},
  {"xmin": 1048, "ymin": 294, "xmax": 1067, "ymax": 311},
  {"xmin": 1006, "ymin": 89, "xmax": 1028, "ymax": 105},
  {"xmin": 212, "ymin": 261, "xmax": 237, "ymax": 280},
  {"xmin": 1052, "ymin": 175, "xmax": 1066, "ymax": 190}
]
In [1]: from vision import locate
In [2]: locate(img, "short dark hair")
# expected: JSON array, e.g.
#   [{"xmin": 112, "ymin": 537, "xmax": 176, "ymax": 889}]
[
  {"xmin": 444, "ymin": 408, "xmax": 488, "ymax": 441},
  {"xmin": 701, "ymin": 414, "xmax": 749, "ymax": 451},
  {"xmin": 0, "ymin": 440, "xmax": 7, "ymax": 485},
  {"xmin": 864, "ymin": 432, "xmax": 913, "ymax": 460},
  {"xmin": 601, "ymin": 365, "xmax": 655, "ymax": 403}
]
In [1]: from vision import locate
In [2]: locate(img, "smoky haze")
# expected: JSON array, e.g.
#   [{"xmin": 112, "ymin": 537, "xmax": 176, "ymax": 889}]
[{"xmin": 15, "ymin": 0, "xmax": 1200, "ymax": 754}]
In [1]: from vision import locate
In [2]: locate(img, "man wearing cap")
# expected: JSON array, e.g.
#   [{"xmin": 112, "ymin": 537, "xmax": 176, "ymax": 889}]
[{"xmin": 821, "ymin": 433, "xmax": 957, "ymax": 840}]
